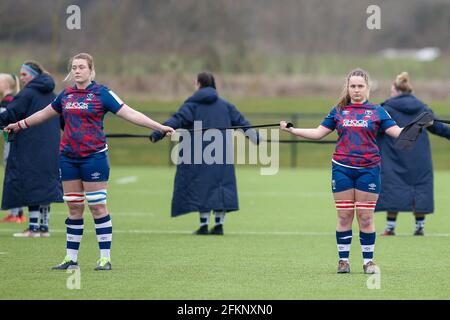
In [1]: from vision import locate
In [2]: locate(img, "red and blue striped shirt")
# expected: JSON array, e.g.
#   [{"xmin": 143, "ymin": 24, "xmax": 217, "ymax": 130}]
[
  {"xmin": 321, "ymin": 102, "xmax": 396, "ymax": 168},
  {"xmin": 51, "ymin": 82, "xmax": 124, "ymax": 158}
]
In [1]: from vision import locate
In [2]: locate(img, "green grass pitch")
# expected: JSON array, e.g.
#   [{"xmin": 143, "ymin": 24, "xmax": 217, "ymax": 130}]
[{"xmin": 0, "ymin": 167, "xmax": 449, "ymax": 299}]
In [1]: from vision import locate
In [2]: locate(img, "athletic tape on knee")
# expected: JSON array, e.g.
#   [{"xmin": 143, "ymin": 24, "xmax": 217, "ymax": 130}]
[
  {"xmin": 355, "ymin": 201, "xmax": 377, "ymax": 210},
  {"xmin": 335, "ymin": 200, "xmax": 355, "ymax": 211},
  {"xmin": 85, "ymin": 189, "xmax": 107, "ymax": 205},
  {"xmin": 63, "ymin": 193, "xmax": 85, "ymax": 205}
]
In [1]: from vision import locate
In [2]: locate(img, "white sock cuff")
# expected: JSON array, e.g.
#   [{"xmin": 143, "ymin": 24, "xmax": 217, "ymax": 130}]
[{"xmin": 200, "ymin": 212, "xmax": 211, "ymax": 218}]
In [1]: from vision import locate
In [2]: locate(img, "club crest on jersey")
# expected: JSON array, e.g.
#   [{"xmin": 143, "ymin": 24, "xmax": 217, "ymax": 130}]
[
  {"xmin": 365, "ymin": 110, "xmax": 373, "ymax": 117},
  {"xmin": 86, "ymin": 93, "xmax": 94, "ymax": 101}
]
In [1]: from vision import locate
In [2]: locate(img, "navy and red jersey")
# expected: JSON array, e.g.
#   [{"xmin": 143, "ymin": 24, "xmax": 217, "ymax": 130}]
[
  {"xmin": 51, "ymin": 82, "xmax": 124, "ymax": 158},
  {"xmin": 321, "ymin": 102, "xmax": 396, "ymax": 168}
]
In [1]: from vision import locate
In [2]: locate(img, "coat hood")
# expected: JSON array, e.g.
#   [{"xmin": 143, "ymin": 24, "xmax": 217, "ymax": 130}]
[
  {"xmin": 186, "ymin": 87, "xmax": 218, "ymax": 104},
  {"xmin": 382, "ymin": 94, "xmax": 424, "ymax": 115},
  {"xmin": 26, "ymin": 74, "xmax": 55, "ymax": 94}
]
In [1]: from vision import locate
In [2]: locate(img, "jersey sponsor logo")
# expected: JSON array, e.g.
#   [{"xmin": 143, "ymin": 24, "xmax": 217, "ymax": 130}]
[
  {"xmin": 65, "ymin": 101, "xmax": 89, "ymax": 110},
  {"xmin": 343, "ymin": 119, "xmax": 368, "ymax": 127}
]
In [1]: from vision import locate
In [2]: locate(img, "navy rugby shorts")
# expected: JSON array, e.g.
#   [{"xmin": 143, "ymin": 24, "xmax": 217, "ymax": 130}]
[
  {"xmin": 60, "ymin": 151, "xmax": 110, "ymax": 182},
  {"xmin": 331, "ymin": 161, "xmax": 380, "ymax": 194}
]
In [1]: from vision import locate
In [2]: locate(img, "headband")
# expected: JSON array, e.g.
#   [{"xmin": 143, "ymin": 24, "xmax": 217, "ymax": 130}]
[{"xmin": 21, "ymin": 64, "xmax": 40, "ymax": 77}]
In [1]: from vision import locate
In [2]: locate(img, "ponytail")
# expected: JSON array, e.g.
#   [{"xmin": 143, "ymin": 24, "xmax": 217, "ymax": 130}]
[{"xmin": 393, "ymin": 71, "xmax": 413, "ymax": 94}]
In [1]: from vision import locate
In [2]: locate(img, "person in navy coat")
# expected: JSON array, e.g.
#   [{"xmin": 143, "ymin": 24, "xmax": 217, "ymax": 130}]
[
  {"xmin": 376, "ymin": 72, "xmax": 450, "ymax": 236},
  {"xmin": 0, "ymin": 61, "xmax": 63, "ymax": 237},
  {"xmin": 151, "ymin": 72, "xmax": 258, "ymax": 235}
]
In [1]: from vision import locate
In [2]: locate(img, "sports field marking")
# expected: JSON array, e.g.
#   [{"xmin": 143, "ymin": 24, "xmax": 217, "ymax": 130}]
[
  {"xmin": 1, "ymin": 228, "xmax": 450, "ymax": 237},
  {"xmin": 115, "ymin": 176, "xmax": 138, "ymax": 184},
  {"xmin": 48, "ymin": 211, "xmax": 155, "ymax": 217},
  {"xmin": 0, "ymin": 228, "xmax": 330, "ymax": 236},
  {"xmin": 115, "ymin": 189, "xmax": 330, "ymax": 197},
  {"xmin": 240, "ymin": 191, "xmax": 330, "ymax": 198}
]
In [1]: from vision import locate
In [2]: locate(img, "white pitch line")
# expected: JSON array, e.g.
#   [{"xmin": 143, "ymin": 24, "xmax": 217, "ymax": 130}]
[
  {"xmin": 48, "ymin": 211, "xmax": 156, "ymax": 217},
  {"xmin": 0, "ymin": 228, "xmax": 329, "ymax": 236},
  {"xmin": 1, "ymin": 228, "xmax": 450, "ymax": 237},
  {"xmin": 115, "ymin": 176, "xmax": 138, "ymax": 184}
]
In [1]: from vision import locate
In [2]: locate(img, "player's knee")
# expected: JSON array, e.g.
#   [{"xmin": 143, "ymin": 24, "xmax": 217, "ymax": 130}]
[
  {"xmin": 358, "ymin": 216, "xmax": 373, "ymax": 229},
  {"xmin": 358, "ymin": 209, "xmax": 374, "ymax": 229},
  {"xmin": 68, "ymin": 206, "xmax": 84, "ymax": 219},
  {"xmin": 85, "ymin": 189, "xmax": 108, "ymax": 216},
  {"xmin": 63, "ymin": 193, "xmax": 85, "ymax": 217},
  {"xmin": 337, "ymin": 215, "xmax": 353, "ymax": 228},
  {"xmin": 88, "ymin": 204, "xmax": 107, "ymax": 217}
]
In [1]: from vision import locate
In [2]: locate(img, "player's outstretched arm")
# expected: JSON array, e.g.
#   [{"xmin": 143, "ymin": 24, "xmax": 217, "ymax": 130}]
[
  {"xmin": 4, "ymin": 104, "xmax": 59, "ymax": 133},
  {"xmin": 280, "ymin": 121, "xmax": 332, "ymax": 140},
  {"xmin": 116, "ymin": 104, "xmax": 175, "ymax": 136}
]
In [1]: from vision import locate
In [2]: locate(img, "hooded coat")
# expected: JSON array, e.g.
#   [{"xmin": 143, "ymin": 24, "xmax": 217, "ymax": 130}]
[
  {"xmin": 151, "ymin": 87, "xmax": 257, "ymax": 217},
  {"xmin": 375, "ymin": 93, "xmax": 450, "ymax": 213},
  {"xmin": 0, "ymin": 74, "xmax": 63, "ymax": 209}
]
